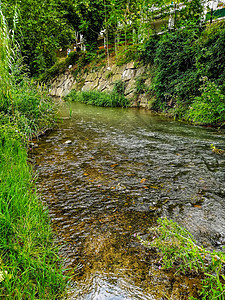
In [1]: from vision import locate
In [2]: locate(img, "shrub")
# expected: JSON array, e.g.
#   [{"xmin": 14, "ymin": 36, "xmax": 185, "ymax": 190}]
[
  {"xmin": 113, "ymin": 80, "xmax": 125, "ymax": 96},
  {"xmin": 196, "ymin": 21, "xmax": 225, "ymax": 93},
  {"xmin": 139, "ymin": 34, "xmax": 160, "ymax": 65},
  {"xmin": 38, "ymin": 51, "xmax": 80, "ymax": 82},
  {"xmin": 153, "ymin": 22, "xmax": 201, "ymax": 110},
  {"xmin": 188, "ymin": 77, "xmax": 225, "ymax": 125},
  {"xmin": 116, "ymin": 44, "xmax": 137, "ymax": 66}
]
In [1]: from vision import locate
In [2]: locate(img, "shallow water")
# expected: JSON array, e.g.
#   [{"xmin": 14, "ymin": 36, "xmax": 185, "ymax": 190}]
[{"xmin": 30, "ymin": 101, "xmax": 225, "ymax": 299}]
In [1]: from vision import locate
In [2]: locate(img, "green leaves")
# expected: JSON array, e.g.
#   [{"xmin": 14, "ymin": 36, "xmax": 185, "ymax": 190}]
[
  {"xmin": 188, "ymin": 77, "xmax": 225, "ymax": 125},
  {"xmin": 1, "ymin": 0, "xmax": 75, "ymax": 75}
]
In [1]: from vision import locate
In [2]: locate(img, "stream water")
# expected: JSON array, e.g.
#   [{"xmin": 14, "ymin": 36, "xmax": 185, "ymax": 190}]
[{"xmin": 30, "ymin": 101, "xmax": 225, "ymax": 299}]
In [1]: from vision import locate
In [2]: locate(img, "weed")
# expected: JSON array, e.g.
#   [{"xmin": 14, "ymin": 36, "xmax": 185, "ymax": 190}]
[{"xmin": 138, "ymin": 217, "xmax": 225, "ymax": 300}]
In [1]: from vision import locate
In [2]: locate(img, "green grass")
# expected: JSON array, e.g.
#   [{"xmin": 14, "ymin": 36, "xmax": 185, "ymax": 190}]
[
  {"xmin": 0, "ymin": 123, "xmax": 67, "ymax": 299},
  {"xmin": 65, "ymin": 88, "xmax": 130, "ymax": 108},
  {"xmin": 138, "ymin": 217, "xmax": 225, "ymax": 300}
]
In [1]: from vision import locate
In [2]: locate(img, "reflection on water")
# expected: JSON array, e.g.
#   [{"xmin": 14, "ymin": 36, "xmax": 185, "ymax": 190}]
[{"xmin": 30, "ymin": 101, "xmax": 225, "ymax": 299}]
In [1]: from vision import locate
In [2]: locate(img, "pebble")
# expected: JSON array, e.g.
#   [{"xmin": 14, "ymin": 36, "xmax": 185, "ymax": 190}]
[{"xmin": 64, "ymin": 140, "xmax": 72, "ymax": 144}]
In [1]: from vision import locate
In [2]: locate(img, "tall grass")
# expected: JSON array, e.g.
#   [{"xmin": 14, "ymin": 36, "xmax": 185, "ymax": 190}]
[
  {"xmin": 66, "ymin": 89, "xmax": 130, "ymax": 108},
  {"xmin": 0, "ymin": 124, "xmax": 67, "ymax": 299},
  {"xmin": 0, "ymin": 6, "xmax": 67, "ymax": 299}
]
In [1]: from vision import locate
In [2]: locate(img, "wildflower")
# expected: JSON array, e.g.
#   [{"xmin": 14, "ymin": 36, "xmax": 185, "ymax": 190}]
[{"xmin": 134, "ymin": 233, "xmax": 137, "ymax": 237}]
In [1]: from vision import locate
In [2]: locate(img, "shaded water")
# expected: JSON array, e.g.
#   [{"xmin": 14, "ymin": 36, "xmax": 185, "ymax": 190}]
[{"xmin": 30, "ymin": 102, "xmax": 225, "ymax": 299}]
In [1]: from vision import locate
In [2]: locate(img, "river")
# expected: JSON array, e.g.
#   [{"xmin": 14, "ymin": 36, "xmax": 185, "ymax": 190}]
[{"xmin": 30, "ymin": 101, "xmax": 225, "ymax": 299}]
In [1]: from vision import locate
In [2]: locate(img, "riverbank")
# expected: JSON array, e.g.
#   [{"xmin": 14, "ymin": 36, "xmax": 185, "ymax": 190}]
[
  {"xmin": 0, "ymin": 8, "xmax": 68, "ymax": 298},
  {"xmin": 0, "ymin": 82, "xmax": 68, "ymax": 298},
  {"xmin": 43, "ymin": 20, "xmax": 225, "ymax": 127},
  {"xmin": 0, "ymin": 119, "xmax": 67, "ymax": 299}
]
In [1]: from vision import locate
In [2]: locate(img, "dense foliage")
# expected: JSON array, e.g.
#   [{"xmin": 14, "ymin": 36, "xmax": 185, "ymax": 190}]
[
  {"xmin": 0, "ymin": 0, "xmax": 204, "ymax": 75},
  {"xmin": 140, "ymin": 19, "xmax": 225, "ymax": 125},
  {"xmin": 0, "ymin": 0, "xmax": 111, "ymax": 74},
  {"xmin": 152, "ymin": 22, "xmax": 201, "ymax": 110},
  {"xmin": 1, "ymin": 0, "xmax": 75, "ymax": 75}
]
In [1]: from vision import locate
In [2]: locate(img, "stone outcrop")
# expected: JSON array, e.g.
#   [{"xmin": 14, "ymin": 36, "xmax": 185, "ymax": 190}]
[
  {"xmin": 49, "ymin": 70, "xmax": 75, "ymax": 97},
  {"xmin": 49, "ymin": 62, "xmax": 153, "ymax": 108}
]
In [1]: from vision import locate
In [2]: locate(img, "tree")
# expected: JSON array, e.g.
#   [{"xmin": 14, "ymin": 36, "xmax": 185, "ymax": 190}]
[
  {"xmin": 73, "ymin": 0, "xmax": 107, "ymax": 51},
  {"xmin": 1, "ymin": 0, "xmax": 74, "ymax": 75}
]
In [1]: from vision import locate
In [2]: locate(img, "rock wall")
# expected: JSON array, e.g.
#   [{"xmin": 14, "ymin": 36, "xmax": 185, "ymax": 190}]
[{"xmin": 49, "ymin": 62, "xmax": 153, "ymax": 108}]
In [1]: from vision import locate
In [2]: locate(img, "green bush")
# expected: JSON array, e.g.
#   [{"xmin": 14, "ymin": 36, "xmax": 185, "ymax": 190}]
[
  {"xmin": 113, "ymin": 80, "xmax": 126, "ymax": 96},
  {"xmin": 39, "ymin": 51, "xmax": 80, "ymax": 82},
  {"xmin": 139, "ymin": 34, "xmax": 160, "ymax": 65},
  {"xmin": 188, "ymin": 77, "xmax": 225, "ymax": 125},
  {"xmin": 134, "ymin": 75, "xmax": 148, "ymax": 95},
  {"xmin": 153, "ymin": 22, "xmax": 201, "ymax": 110},
  {"xmin": 196, "ymin": 21, "xmax": 225, "ymax": 93},
  {"xmin": 116, "ymin": 44, "xmax": 137, "ymax": 66}
]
